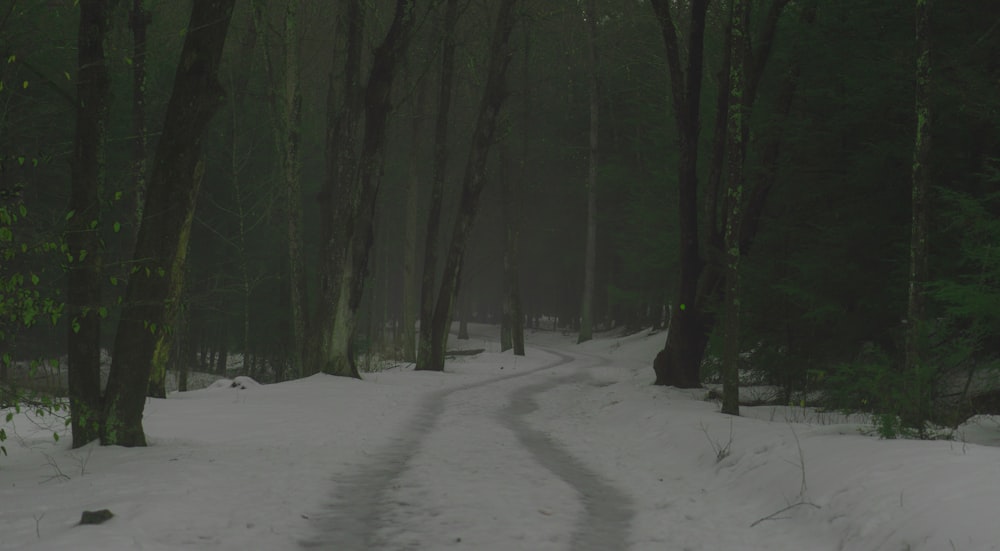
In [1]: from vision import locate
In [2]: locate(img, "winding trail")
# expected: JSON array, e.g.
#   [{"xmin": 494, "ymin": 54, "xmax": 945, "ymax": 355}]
[{"xmin": 302, "ymin": 346, "xmax": 635, "ymax": 550}]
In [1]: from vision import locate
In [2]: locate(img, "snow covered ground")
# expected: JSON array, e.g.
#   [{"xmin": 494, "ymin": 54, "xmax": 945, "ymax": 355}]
[{"xmin": 2, "ymin": 325, "xmax": 999, "ymax": 550}]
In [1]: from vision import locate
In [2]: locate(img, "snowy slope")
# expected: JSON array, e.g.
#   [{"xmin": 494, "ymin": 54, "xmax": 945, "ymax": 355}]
[{"xmin": 1, "ymin": 326, "xmax": 998, "ymax": 550}]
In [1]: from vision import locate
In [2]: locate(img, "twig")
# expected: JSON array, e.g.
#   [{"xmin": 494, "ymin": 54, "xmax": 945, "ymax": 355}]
[
  {"xmin": 33, "ymin": 512, "xmax": 44, "ymax": 538},
  {"xmin": 751, "ymin": 424, "xmax": 820, "ymax": 527},
  {"xmin": 700, "ymin": 419, "xmax": 734, "ymax": 462},
  {"xmin": 40, "ymin": 453, "xmax": 69, "ymax": 484},
  {"xmin": 750, "ymin": 502, "xmax": 820, "ymax": 527}
]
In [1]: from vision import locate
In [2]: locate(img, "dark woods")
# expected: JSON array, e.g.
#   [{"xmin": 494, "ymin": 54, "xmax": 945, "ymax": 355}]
[{"xmin": 1, "ymin": 0, "xmax": 998, "ymax": 446}]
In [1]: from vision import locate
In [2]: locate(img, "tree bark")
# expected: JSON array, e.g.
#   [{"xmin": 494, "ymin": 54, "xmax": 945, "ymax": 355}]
[
  {"xmin": 651, "ymin": 0, "xmax": 793, "ymax": 388},
  {"xmin": 251, "ymin": 0, "xmax": 308, "ymax": 378},
  {"xmin": 101, "ymin": 0, "xmax": 236, "ymax": 447},
  {"xmin": 904, "ymin": 0, "xmax": 931, "ymax": 428},
  {"xmin": 578, "ymin": 0, "xmax": 599, "ymax": 344},
  {"xmin": 649, "ymin": 0, "xmax": 710, "ymax": 388},
  {"xmin": 721, "ymin": 0, "xmax": 750, "ymax": 417},
  {"xmin": 424, "ymin": 0, "xmax": 519, "ymax": 372},
  {"xmin": 68, "ymin": 0, "xmax": 111, "ymax": 449},
  {"xmin": 500, "ymin": 145, "xmax": 523, "ymax": 354},
  {"xmin": 417, "ymin": 0, "xmax": 460, "ymax": 371},
  {"xmin": 315, "ymin": 0, "xmax": 415, "ymax": 377},
  {"xmin": 129, "ymin": 0, "xmax": 149, "ymax": 242}
]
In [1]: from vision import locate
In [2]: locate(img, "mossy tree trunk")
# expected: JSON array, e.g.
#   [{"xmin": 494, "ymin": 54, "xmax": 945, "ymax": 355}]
[
  {"xmin": 315, "ymin": 0, "xmax": 415, "ymax": 378},
  {"xmin": 101, "ymin": 0, "xmax": 236, "ymax": 447},
  {"xmin": 904, "ymin": 0, "xmax": 932, "ymax": 430},
  {"xmin": 67, "ymin": 0, "xmax": 112, "ymax": 449}
]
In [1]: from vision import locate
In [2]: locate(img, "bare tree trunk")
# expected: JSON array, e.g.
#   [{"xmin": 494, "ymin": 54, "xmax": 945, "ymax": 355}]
[
  {"xmin": 500, "ymin": 144, "xmax": 524, "ymax": 354},
  {"xmin": 417, "ymin": 0, "xmax": 460, "ymax": 371},
  {"xmin": 425, "ymin": 0, "xmax": 519, "ymax": 372},
  {"xmin": 68, "ymin": 0, "xmax": 111, "ymax": 449},
  {"xmin": 101, "ymin": 0, "xmax": 236, "ymax": 447},
  {"xmin": 904, "ymin": 0, "xmax": 932, "ymax": 429},
  {"xmin": 578, "ymin": 0, "xmax": 599, "ymax": 344},
  {"xmin": 402, "ymin": 69, "xmax": 425, "ymax": 363},
  {"xmin": 649, "ymin": 0, "xmax": 709, "ymax": 388},
  {"xmin": 315, "ymin": 0, "xmax": 415, "ymax": 378},
  {"xmin": 721, "ymin": 0, "xmax": 750, "ymax": 417},
  {"xmin": 129, "ymin": 0, "xmax": 149, "ymax": 241},
  {"xmin": 251, "ymin": 0, "xmax": 308, "ymax": 378}
]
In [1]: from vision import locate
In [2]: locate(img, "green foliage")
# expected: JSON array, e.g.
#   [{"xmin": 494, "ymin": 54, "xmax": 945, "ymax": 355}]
[
  {"xmin": 821, "ymin": 345, "xmax": 941, "ymax": 438},
  {"xmin": 1, "ymin": 201, "xmax": 66, "ymax": 460}
]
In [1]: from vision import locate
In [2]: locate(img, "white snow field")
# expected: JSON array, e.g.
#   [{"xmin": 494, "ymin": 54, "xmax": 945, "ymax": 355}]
[{"xmin": 2, "ymin": 325, "xmax": 999, "ymax": 550}]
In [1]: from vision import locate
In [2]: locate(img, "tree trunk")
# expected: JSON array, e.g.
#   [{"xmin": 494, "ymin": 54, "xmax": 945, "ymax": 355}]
[
  {"xmin": 251, "ymin": 0, "xmax": 308, "ymax": 378},
  {"xmin": 315, "ymin": 0, "xmax": 415, "ymax": 378},
  {"xmin": 417, "ymin": 0, "xmax": 460, "ymax": 371},
  {"xmin": 904, "ymin": 0, "xmax": 931, "ymax": 429},
  {"xmin": 721, "ymin": 0, "xmax": 750, "ymax": 417},
  {"xmin": 424, "ymin": 0, "xmax": 519, "ymax": 372},
  {"xmin": 500, "ymin": 144, "xmax": 524, "ymax": 355},
  {"xmin": 651, "ymin": 0, "xmax": 793, "ymax": 388},
  {"xmin": 649, "ymin": 0, "xmax": 710, "ymax": 388},
  {"xmin": 578, "ymin": 0, "xmax": 599, "ymax": 344},
  {"xmin": 67, "ymin": 0, "xmax": 111, "ymax": 449},
  {"xmin": 129, "ymin": 0, "xmax": 149, "ymax": 242},
  {"xmin": 401, "ymin": 68, "xmax": 425, "ymax": 363},
  {"xmin": 101, "ymin": 0, "xmax": 236, "ymax": 447}
]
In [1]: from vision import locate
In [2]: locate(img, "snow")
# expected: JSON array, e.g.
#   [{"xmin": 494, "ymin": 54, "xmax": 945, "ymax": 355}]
[{"xmin": 2, "ymin": 325, "xmax": 999, "ymax": 550}]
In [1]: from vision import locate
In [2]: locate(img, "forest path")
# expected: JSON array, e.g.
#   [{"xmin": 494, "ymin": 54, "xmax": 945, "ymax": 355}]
[{"xmin": 302, "ymin": 343, "xmax": 635, "ymax": 550}]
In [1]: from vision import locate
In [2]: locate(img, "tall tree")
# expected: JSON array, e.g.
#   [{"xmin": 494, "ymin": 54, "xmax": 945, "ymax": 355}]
[
  {"xmin": 251, "ymin": 0, "xmax": 308, "ymax": 378},
  {"xmin": 423, "ymin": 0, "xmax": 519, "ymax": 372},
  {"xmin": 649, "ymin": 0, "xmax": 710, "ymax": 388},
  {"xmin": 651, "ymin": 0, "xmax": 792, "ymax": 388},
  {"xmin": 315, "ymin": 0, "xmax": 416, "ymax": 377},
  {"xmin": 67, "ymin": 0, "xmax": 113, "ymax": 448},
  {"xmin": 904, "ymin": 0, "xmax": 931, "ymax": 428},
  {"xmin": 578, "ymin": 0, "xmax": 599, "ymax": 344},
  {"xmin": 500, "ymin": 143, "xmax": 524, "ymax": 354},
  {"xmin": 101, "ymin": 0, "xmax": 236, "ymax": 447},
  {"xmin": 417, "ymin": 0, "xmax": 460, "ymax": 371},
  {"xmin": 721, "ymin": 0, "xmax": 750, "ymax": 416}
]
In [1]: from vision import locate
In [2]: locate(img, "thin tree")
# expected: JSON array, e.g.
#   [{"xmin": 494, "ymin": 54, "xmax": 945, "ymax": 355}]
[
  {"xmin": 101, "ymin": 0, "xmax": 236, "ymax": 447},
  {"xmin": 721, "ymin": 0, "xmax": 750, "ymax": 417},
  {"xmin": 423, "ymin": 0, "xmax": 519, "ymax": 372},
  {"xmin": 251, "ymin": 0, "xmax": 309, "ymax": 378},
  {"xmin": 67, "ymin": 0, "xmax": 112, "ymax": 448},
  {"xmin": 500, "ymin": 143, "xmax": 524, "ymax": 354},
  {"xmin": 904, "ymin": 0, "xmax": 931, "ymax": 428},
  {"xmin": 578, "ymin": 0, "xmax": 599, "ymax": 344},
  {"xmin": 417, "ymin": 0, "xmax": 460, "ymax": 371}
]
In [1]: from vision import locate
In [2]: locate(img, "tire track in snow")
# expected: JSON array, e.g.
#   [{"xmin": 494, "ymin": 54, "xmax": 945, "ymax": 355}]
[
  {"xmin": 503, "ymin": 349, "xmax": 634, "ymax": 551},
  {"xmin": 302, "ymin": 347, "xmax": 633, "ymax": 550}
]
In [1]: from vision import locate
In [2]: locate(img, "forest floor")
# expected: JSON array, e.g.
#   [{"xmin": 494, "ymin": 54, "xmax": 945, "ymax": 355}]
[{"xmin": 1, "ymin": 325, "xmax": 999, "ymax": 550}]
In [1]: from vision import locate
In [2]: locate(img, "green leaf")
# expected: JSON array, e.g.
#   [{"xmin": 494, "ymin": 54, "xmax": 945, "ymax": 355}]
[
  {"xmin": 72, "ymin": 318, "xmax": 81, "ymax": 334},
  {"xmin": 65, "ymin": 210, "xmax": 76, "ymax": 221},
  {"xmin": 17, "ymin": 156, "xmax": 25, "ymax": 166},
  {"xmin": 98, "ymin": 306, "xmax": 108, "ymax": 319},
  {"xmin": 109, "ymin": 276, "xmax": 118, "ymax": 286},
  {"xmin": 30, "ymin": 273, "xmax": 39, "ymax": 285},
  {"xmin": 113, "ymin": 221, "xmax": 121, "ymax": 233},
  {"xmin": 52, "ymin": 432, "xmax": 59, "ymax": 442},
  {"xmin": 18, "ymin": 204, "xmax": 27, "ymax": 217},
  {"xmin": 6, "ymin": 54, "xmax": 14, "ymax": 63}
]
